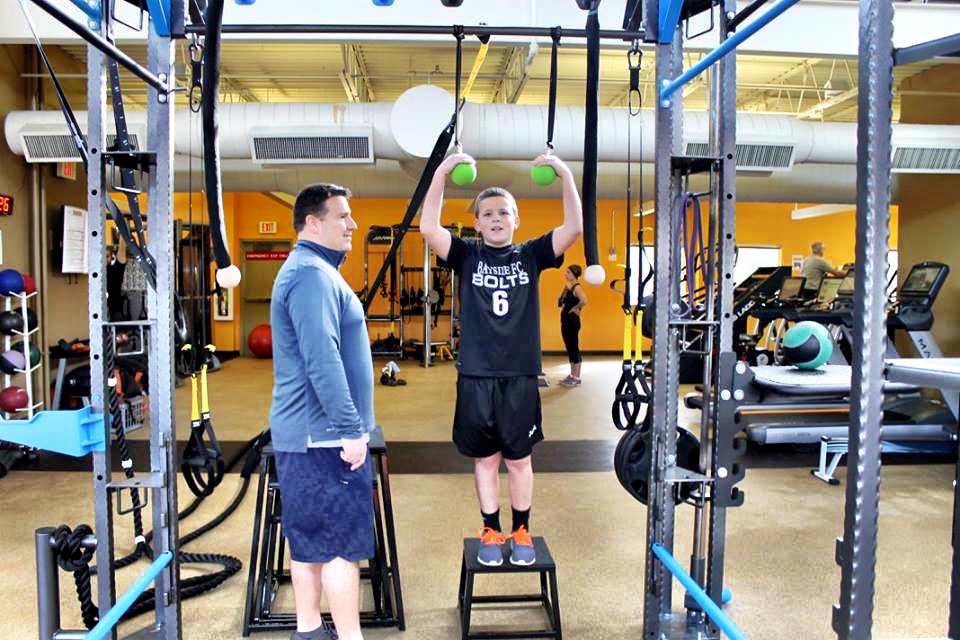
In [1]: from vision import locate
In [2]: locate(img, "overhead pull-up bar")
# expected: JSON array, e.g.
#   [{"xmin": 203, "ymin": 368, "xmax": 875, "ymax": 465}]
[
  {"xmin": 183, "ymin": 22, "xmax": 644, "ymax": 40},
  {"xmin": 658, "ymin": 0, "xmax": 798, "ymax": 108}
]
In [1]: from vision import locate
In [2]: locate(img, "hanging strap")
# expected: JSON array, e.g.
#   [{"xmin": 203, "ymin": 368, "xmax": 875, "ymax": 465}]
[
  {"xmin": 580, "ymin": 7, "xmax": 601, "ymax": 275},
  {"xmin": 17, "ymin": 0, "xmax": 87, "ymax": 170},
  {"xmin": 462, "ymin": 33, "xmax": 489, "ymax": 101},
  {"xmin": 363, "ymin": 114, "xmax": 458, "ymax": 313},
  {"xmin": 202, "ymin": 0, "xmax": 238, "ymax": 280},
  {"xmin": 453, "ymin": 25, "xmax": 465, "ymax": 151},
  {"xmin": 546, "ymin": 27, "xmax": 561, "ymax": 151}
]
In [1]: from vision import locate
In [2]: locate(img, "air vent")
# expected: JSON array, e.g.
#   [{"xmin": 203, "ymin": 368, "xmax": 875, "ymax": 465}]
[
  {"xmin": 249, "ymin": 127, "xmax": 374, "ymax": 164},
  {"xmin": 21, "ymin": 134, "xmax": 139, "ymax": 163},
  {"xmin": 685, "ymin": 142, "xmax": 795, "ymax": 171},
  {"xmin": 892, "ymin": 146, "xmax": 960, "ymax": 173}
]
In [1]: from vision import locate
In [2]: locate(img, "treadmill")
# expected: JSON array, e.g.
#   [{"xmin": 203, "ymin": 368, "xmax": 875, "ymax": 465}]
[{"xmin": 691, "ymin": 262, "xmax": 956, "ymax": 445}]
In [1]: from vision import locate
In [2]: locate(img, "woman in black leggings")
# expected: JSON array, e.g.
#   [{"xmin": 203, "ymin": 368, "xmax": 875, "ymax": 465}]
[{"xmin": 558, "ymin": 265, "xmax": 588, "ymax": 387}]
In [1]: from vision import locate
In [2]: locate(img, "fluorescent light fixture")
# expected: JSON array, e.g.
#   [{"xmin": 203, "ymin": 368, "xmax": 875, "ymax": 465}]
[{"xmin": 791, "ymin": 204, "xmax": 854, "ymax": 220}]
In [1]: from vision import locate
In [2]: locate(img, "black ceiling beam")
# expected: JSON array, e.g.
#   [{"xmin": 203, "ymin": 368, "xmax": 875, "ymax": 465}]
[{"xmin": 183, "ymin": 22, "xmax": 644, "ymax": 41}]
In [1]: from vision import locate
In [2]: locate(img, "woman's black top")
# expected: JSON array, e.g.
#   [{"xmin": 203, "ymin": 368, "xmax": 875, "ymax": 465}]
[{"xmin": 559, "ymin": 284, "xmax": 581, "ymax": 315}]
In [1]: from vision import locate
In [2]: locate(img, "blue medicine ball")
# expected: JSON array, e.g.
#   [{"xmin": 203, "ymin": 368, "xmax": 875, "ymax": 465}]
[
  {"xmin": 782, "ymin": 321, "xmax": 833, "ymax": 370},
  {"xmin": 372, "ymin": 0, "xmax": 395, "ymax": 5},
  {"xmin": 0, "ymin": 269, "xmax": 25, "ymax": 296}
]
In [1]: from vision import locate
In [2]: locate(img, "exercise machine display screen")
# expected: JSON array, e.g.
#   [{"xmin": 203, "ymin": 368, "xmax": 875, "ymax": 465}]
[
  {"xmin": 817, "ymin": 277, "xmax": 843, "ymax": 306},
  {"xmin": 901, "ymin": 265, "xmax": 945, "ymax": 295},
  {"xmin": 778, "ymin": 277, "xmax": 805, "ymax": 301},
  {"xmin": 837, "ymin": 272, "xmax": 856, "ymax": 297}
]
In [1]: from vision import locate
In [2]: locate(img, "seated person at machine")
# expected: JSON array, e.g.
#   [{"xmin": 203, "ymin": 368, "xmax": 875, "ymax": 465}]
[{"xmin": 800, "ymin": 241, "xmax": 848, "ymax": 297}]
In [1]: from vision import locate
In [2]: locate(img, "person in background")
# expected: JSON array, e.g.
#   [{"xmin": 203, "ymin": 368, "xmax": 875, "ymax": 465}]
[
  {"xmin": 557, "ymin": 264, "xmax": 588, "ymax": 387},
  {"xmin": 800, "ymin": 241, "xmax": 847, "ymax": 296}
]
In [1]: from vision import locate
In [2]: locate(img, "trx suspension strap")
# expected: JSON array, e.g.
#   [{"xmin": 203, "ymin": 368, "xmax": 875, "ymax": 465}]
[
  {"xmin": 180, "ymin": 11, "xmax": 226, "ymax": 497},
  {"xmin": 612, "ymin": 42, "xmax": 649, "ymax": 431},
  {"xmin": 453, "ymin": 25, "xmax": 465, "ymax": 154},
  {"xmin": 363, "ymin": 114, "xmax": 458, "ymax": 313},
  {"xmin": 629, "ymin": 41, "xmax": 653, "ymax": 410},
  {"xmin": 546, "ymin": 28, "xmax": 561, "ymax": 154},
  {"xmin": 580, "ymin": 3, "xmax": 603, "ymax": 284},
  {"xmin": 180, "ymin": 343, "xmax": 225, "ymax": 497}
]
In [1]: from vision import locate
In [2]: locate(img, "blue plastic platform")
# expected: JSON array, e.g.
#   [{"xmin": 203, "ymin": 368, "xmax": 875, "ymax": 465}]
[{"xmin": 0, "ymin": 407, "xmax": 105, "ymax": 457}]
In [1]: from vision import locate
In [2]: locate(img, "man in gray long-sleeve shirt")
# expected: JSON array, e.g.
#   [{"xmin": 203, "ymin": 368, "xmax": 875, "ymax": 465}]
[{"xmin": 269, "ymin": 183, "xmax": 375, "ymax": 640}]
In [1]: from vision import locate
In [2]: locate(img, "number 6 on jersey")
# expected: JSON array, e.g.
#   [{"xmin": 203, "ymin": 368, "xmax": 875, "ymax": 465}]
[{"xmin": 492, "ymin": 290, "xmax": 509, "ymax": 317}]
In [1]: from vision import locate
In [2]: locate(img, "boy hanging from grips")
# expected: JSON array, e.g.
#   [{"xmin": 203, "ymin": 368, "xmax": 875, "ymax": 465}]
[{"xmin": 420, "ymin": 152, "xmax": 583, "ymax": 566}]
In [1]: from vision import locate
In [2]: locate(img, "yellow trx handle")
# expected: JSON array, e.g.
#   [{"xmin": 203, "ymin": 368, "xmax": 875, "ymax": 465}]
[
  {"xmin": 635, "ymin": 310, "xmax": 645, "ymax": 361},
  {"xmin": 181, "ymin": 344, "xmax": 200, "ymax": 423},
  {"xmin": 200, "ymin": 344, "xmax": 216, "ymax": 417},
  {"xmin": 462, "ymin": 40, "xmax": 489, "ymax": 100},
  {"xmin": 622, "ymin": 313, "xmax": 633, "ymax": 361}
]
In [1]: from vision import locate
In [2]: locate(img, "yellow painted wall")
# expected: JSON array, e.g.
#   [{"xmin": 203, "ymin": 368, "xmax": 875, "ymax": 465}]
[
  {"xmin": 898, "ymin": 64, "xmax": 960, "ymax": 356},
  {"xmin": 213, "ymin": 193, "xmax": 895, "ymax": 353}
]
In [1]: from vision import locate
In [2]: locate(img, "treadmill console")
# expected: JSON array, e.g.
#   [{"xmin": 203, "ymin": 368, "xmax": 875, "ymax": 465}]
[
  {"xmin": 899, "ymin": 262, "xmax": 949, "ymax": 307},
  {"xmin": 837, "ymin": 271, "xmax": 856, "ymax": 299},
  {"xmin": 815, "ymin": 276, "xmax": 843, "ymax": 308},
  {"xmin": 777, "ymin": 276, "xmax": 806, "ymax": 303},
  {"xmin": 889, "ymin": 261, "xmax": 950, "ymax": 332}
]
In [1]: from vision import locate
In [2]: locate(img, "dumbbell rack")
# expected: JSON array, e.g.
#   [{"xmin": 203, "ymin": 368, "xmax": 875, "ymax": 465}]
[{"xmin": 1, "ymin": 288, "xmax": 44, "ymax": 477}]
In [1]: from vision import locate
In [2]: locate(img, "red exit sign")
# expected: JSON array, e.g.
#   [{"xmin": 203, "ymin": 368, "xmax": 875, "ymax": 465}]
[
  {"xmin": 0, "ymin": 194, "xmax": 12, "ymax": 216},
  {"xmin": 259, "ymin": 221, "xmax": 277, "ymax": 234}
]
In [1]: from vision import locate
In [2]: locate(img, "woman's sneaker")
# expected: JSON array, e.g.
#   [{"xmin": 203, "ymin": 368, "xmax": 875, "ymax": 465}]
[
  {"xmin": 558, "ymin": 376, "xmax": 581, "ymax": 387},
  {"xmin": 509, "ymin": 525, "xmax": 536, "ymax": 565},
  {"xmin": 477, "ymin": 527, "xmax": 507, "ymax": 566}
]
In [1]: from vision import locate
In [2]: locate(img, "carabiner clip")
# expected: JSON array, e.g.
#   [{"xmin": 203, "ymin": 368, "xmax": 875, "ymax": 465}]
[{"xmin": 189, "ymin": 41, "xmax": 204, "ymax": 113}]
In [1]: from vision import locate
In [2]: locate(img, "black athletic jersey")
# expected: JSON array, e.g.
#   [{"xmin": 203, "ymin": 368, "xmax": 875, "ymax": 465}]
[{"xmin": 444, "ymin": 231, "xmax": 563, "ymax": 376}]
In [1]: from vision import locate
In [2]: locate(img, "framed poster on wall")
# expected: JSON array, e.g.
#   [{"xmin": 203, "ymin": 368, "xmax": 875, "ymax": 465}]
[{"xmin": 214, "ymin": 286, "xmax": 233, "ymax": 321}]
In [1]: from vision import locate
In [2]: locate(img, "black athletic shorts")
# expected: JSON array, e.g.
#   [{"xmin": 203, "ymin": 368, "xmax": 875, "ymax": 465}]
[{"xmin": 453, "ymin": 375, "xmax": 543, "ymax": 460}]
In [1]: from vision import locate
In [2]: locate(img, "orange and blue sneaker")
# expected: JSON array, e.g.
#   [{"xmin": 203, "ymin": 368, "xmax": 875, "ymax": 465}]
[
  {"xmin": 477, "ymin": 527, "xmax": 507, "ymax": 566},
  {"xmin": 509, "ymin": 525, "xmax": 536, "ymax": 565}
]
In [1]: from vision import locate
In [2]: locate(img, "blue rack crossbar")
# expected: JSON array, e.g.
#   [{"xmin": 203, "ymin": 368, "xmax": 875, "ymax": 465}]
[
  {"xmin": 0, "ymin": 406, "xmax": 105, "ymax": 456},
  {"xmin": 894, "ymin": 32, "xmax": 960, "ymax": 67},
  {"xmin": 659, "ymin": 0, "xmax": 799, "ymax": 107},
  {"xmin": 84, "ymin": 551, "xmax": 174, "ymax": 640},
  {"xmin": 651, "ymin": 543, "xmax": 747, "ymax": 640}
]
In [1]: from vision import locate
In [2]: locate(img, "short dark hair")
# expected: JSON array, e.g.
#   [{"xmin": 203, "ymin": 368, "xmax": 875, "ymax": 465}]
[
  {"xmin": 568, "ymin": 264, "xmax": 582, "ymax": 279},
  {"xmin": 293, "ymin": 183, "xmax": 352, "ymax": 232},
  {"xmin": 473, "ymin": 187, "xmax": 517, "ymax": 218}
]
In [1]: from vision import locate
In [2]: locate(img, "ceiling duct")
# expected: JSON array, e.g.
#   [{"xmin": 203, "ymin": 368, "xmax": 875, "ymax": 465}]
[
  {"xmin": 5, "ymin": 85, "xmax": 960, "ymax": 201},
  {"xmin": 17, "ymin": 125, "xmax": 146, "ymax": 163},
  {"xmin": 684, "ymin": 141, "xmax": 796, "ymax": 171},
  {"xmin": 249, "ymin": 126, "xmax": 374, "ymax": 164},
  {"xmin": 891, "ymin": 146, "xmax": 960, "ymax": 173}
]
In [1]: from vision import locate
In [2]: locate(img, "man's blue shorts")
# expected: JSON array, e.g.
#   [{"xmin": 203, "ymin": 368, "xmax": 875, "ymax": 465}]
[{"xmin": 274, "ymin": 446, "xmax": 375, "ymax": 564}]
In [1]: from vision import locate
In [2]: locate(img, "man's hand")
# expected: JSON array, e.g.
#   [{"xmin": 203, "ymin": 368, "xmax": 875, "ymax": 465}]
[
  {"xmin": 532, "ymin": 153, "xmax": 573, "ymax": 180},
  {"xmin": 340, "ymin": 437, "xmax": 368, "ymax": 471},
  {"xmin": 436, "ymin": 152, "xmax": 475, "ymax": 179}
]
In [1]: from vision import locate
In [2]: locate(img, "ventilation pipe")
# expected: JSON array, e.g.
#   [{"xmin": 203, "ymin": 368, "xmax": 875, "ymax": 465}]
[{"xmin": 6, "ymin": 84, "xmax": 960, "ymax": 201}]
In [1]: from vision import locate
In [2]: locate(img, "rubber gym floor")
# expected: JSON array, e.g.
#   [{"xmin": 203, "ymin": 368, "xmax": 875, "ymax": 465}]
[{"xmin": 0, "ymin": 355, "xmax": 953, "ymax": 639}]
